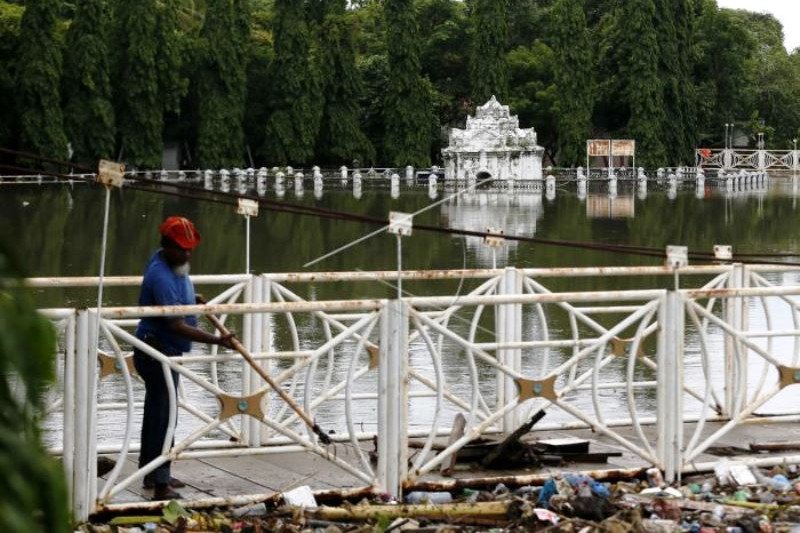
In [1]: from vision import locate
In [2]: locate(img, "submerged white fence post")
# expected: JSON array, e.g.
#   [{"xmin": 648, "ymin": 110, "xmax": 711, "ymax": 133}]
[
  {"xmin": 657, "ymin": 291, "xmax": 684, "ymax": 483},
  {"xmin": 724, "ymin": 264, "xmax": 748, "ymax": 418},
  {"xmin": 377, "ymin": 299, "xmax": 408, "ymax": 498},
  {"xmin": 496, "ymin": 268, "xmax": 523, "ymax": 433}
]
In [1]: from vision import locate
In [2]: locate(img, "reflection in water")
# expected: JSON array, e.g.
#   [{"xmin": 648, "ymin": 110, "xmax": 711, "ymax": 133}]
[
  {"xmin": 586, "ymin": 194, "xmax": 635, "ymax": 219},
  {"xmin": 440, "ymin": 190, "xmax": 544, "ymax": 267}
]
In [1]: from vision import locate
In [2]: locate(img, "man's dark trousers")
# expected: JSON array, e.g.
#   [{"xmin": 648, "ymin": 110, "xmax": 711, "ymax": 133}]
[{"xmin": 133, "ymin": 344, "xmax": 180, "ymax": 485}]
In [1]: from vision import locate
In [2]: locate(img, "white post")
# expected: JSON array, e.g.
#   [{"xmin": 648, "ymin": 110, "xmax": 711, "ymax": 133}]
[
  {"xmin": 377, "ymin": 300, "xmax": 409, "ymax": 498},
  {"xmin": 259, "ymin": 275, "xmax": 273, "ymax": 442},
  {"xmin": 249, "ymin": 275, "xmax": 263, "ymax": 446},
  {"xmin": 87, "ymin": 312, "xmax": 99, "ymax": 511},
  {"xmin": 495, "ymin": 268, "xmax": 522, "ymax": 433},
  {"xmin": 63, "ymin": 313, "xmax": 76, "ymax": 490},
  {"xmin": 241, "ymin": 278, "xmax": 253, "ymax": 445},
  {"xmin": 72, "ymin": 310, "xmax": 92, "ymax": 521},
  {"xmin": 657, "ymin": 291, "xmax": 684, "ymax": 483},
  {"xmin": 724, "ymin": 263, "xmax": 748, "ymax": 417}
]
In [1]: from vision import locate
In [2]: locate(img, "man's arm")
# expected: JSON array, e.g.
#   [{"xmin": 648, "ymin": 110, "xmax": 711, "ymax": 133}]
[{"xmin": 168, "ymin": 318, "xmax": 235, "ymax": 349}]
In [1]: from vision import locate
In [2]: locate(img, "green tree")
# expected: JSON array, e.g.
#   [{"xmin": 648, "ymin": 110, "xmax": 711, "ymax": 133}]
[
  {"xmin": 655, "ymin": 0, "xmax": 696, "ymax": 164},
  {"xmin": 693, "ymin": 1, "xmax": 756, "ymax": 145},
  {"xmin": 114, "ymin": 0, "xmax": 186, "ymax": 168},
  {"xmin": 383, "ymin": 0, "xmax": 435, "ymax": 167},
  {"xmin": 0, "ymin": 243, "xmax": 69, "ymax": 533},
  {"xmin": 263, "ymin": 0, "xmax": 322, "ymax": 165},
  {"xmin": 242, "ymin": 0, "xmax": 274, "ymax": 163},
  {"xmin": 195, "ymin": 0, "xmax": 250, "ymax": 168},
  {"xmin": 0, "ymin": 2, "xmax": 24, "ymax": 148},
  {"xmin": 506, "ymin": 42, "xmax": 558, "ymax": 162},
  {"xmin": 16, "ymin": 0, "xmax": 68, "ymax": 160},
  {"xmin": 63, "ymin": 0, "xmax": 116, "ymax": 166},
  {"xmin": 418, "ymin": 0, "xmax": 470, "ymax": 131},
  {"xmin": 469, "ymin": 0, "xmax": 509, "ymax": 103},
  {"xmin": 550, "ymin": 0, "xmax": 593, "ymax": 167},
  {"xmin": 596, "ymin": 0, "xmax": 667, "ymax": 167},
  {"xmin": 316, "ymin": 0, "xmax": 375, "ymax": 165}
]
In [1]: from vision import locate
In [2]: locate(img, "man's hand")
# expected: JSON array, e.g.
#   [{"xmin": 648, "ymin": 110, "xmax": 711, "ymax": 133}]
[
  {"xmin": 195, "ymin": 294, "xmax": 207, "ymax": 305},
  {"xmin": 217, "ymin": 332, "xmax": 237, "ymax": 350}
]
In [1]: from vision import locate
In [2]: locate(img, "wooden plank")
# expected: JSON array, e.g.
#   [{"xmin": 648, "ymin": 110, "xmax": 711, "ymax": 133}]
[
  {"xmin": 440, "ymin": 413, "xmax": 466, "ymax": 476},
  {"xmin": 171, "ymin": 457, "xmax": 271, "ymax": 498},
  {"xmin": 198, "ymin": 455, "xmax": 299, "ymax": 492},
  {"xmin": 97, "ymin": 456, "xmax": 212, "ymax": 503},
  {"xmin": 253, "ymin": 449, "xmax": 368, "ymax": 490}
]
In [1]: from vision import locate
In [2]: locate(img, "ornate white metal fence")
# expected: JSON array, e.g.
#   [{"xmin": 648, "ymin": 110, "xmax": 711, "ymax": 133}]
[
  {"xmin": 697, "ymin": 148, "xmax": 800, "ymax": 171},
  {"xmin": 34, "ymin": 264, "xmax": 800, "ymax": 519}
]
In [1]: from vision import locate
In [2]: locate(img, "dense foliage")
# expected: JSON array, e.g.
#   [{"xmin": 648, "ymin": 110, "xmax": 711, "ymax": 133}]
[
  {"xmin": 63, "ymin": 0, "xmax": 115, "ymax": 165},
  {"xmin": 194, "ymin": 0, "xmax": 249, "ymax": 168},
  {"xmin": 2, "ymin": 0, "xmax": 799, "ymax": 169},
  {"xmin": 15, "ymin": 0, "xmax": 68, "ymax": 160},
  {"xmin": 0, "ymin": 241, "xmax": 69, "ymax": 532}
]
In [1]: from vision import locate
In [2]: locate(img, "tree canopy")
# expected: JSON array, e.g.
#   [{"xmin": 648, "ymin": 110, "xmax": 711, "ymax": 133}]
[{"xmin": 1, "ymin": 0, "xmax": 799, "ymax": 169}]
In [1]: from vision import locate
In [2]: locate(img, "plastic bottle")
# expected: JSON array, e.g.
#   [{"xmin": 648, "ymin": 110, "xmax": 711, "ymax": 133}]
[
  {"xmin": 770, "ymin": 474, "xmax": 791, "ymax": 492},
  {"xmin": 404, "ymin": 491, "xmax": 453, "ymax": 504}
]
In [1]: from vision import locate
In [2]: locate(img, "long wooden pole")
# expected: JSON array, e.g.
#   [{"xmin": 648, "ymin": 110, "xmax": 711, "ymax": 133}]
[{"xmin": 204, "ymin": 311, "xmax": 332, "ymax": 445}]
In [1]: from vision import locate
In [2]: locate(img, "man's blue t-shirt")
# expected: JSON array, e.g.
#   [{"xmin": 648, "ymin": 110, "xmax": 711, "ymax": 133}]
[{"xmin": 135, "ymin": 250, "xmax": 197, "ymax": 354}]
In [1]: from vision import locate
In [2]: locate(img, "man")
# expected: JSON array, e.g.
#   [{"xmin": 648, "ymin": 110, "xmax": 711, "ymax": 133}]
[{"xmin": 134, "ymin": 216, "xmax": 234, "ymax": 500}]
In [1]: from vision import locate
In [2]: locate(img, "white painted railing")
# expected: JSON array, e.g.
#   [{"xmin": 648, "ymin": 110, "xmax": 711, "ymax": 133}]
[
  {"xmin": 697, "ymin": 148, "xmax": 800, "ymax": 171},
  {"xmin": 35, "ymin": 264, "xmax": 800, "ymax": 518}
]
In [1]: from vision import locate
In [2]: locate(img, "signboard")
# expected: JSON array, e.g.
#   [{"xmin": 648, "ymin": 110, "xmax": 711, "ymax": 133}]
[
  {"xmin": 587, "ymin": 140, "xmax": 636, "ymax": 158},
  {"xmin": 97, "ymin": 160, "xmax": 125, "ymax": 188},
  {"xmin": 611, "ymin": 140, "xmax": 635, "ymax": 157},
  {"xmin": 587, "ymin": 140, "xmax": 611, "ymax": 157}
]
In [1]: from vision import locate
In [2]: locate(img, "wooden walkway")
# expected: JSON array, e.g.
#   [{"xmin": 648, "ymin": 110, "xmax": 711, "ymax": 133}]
[{"xmin": 99, "ymin": 419, "xmax": 800, "ymax": 505}]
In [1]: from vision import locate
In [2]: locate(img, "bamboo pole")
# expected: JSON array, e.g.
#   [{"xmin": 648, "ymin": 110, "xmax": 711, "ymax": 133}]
[
  {"xmin": 311, "ymin": 501, "xmax": 510, "ymax": 521},
  {"xmin": 204, "ymin": 310, "xmax": 332, "ymax": 445}
]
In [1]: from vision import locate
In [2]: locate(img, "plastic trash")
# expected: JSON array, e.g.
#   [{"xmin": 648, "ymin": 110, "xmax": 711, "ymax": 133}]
[
  {"xmin": 652, "ymin": 498, "xmax": 681, "ymax": 520},
  {"xmin": 647, "ymin": 467, "xmax": 665, "ymax": 487},
  {"xmin": 513, "ymin": 485, "xmax": 538, "ymax": 496},
  {"xmin": 556, "ymin": 476, "xmax": 575, "ymax": 497},
  {"xmin": 728, "ymin": 463, "xmax": 757, "ymax": 486},
  {"xmin": 688, "ymin": 483, "xmax": 701, "ymax": 495},
  {"xmin": 715, "ymin": 460, "xmax": 732, "ymax": 486},
  {"xmin": 282, "ymin": 485, "xmax": 317, "ymax": 508},
  {"xmin": 759, "ymin": 491, "xmax": 775, "ymax": 504},
  {"xmin": 712, "ymin": 504, "xmax": 726, "ymax": 522},
  {"xmin": 533, "ymin": 508, "xmax": 560, "ymax": 525},
  {"xmin": 404, "ymin": 491, "xmax": 453, "ymax": 504},
  {"xmin": 492, "ymin": 483, "xmax": 509, "ymax": 495},
  {"xmin": 538, "ymin": 479, "xmax": 558, "ymax": 506},
  {"xmin": 732, "ymin": 489, "xmax": 750, "ymax": 502},
  {"xmin": 770, "ymin": 474, "xmax": 791, "ymax": 492},
  {"xmin": 565, "ymin": 473, "xmax": 609, "ymax": 498}
]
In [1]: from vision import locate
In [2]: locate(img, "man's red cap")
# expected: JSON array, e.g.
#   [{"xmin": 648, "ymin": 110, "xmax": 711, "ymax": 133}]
[{"xmin": 159, "ymin": 216, "xmax": 201, "ymax": 250}]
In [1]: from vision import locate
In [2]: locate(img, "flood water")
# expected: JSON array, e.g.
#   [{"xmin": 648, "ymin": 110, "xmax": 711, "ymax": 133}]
[{"xmin": 4, "ymin": 178, "xmax": 800, "ymax": 448}]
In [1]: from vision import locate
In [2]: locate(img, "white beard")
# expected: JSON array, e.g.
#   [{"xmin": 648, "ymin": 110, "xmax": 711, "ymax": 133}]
[{"xmin": 173, "ymin": 262, "xmax": 191, "ymax": 277}]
